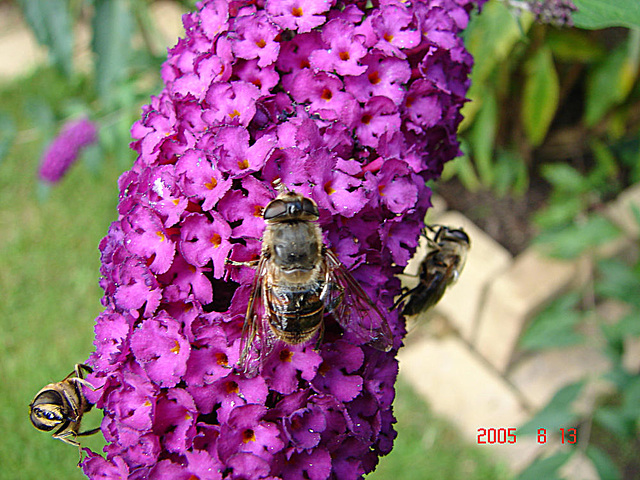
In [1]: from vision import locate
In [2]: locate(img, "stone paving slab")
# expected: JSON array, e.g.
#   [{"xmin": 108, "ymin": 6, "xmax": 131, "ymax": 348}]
[
  {"xmin": 475, "ymin": 248, "xmax": 579, "ymax": 372},
  {"xmin": 508, "ymin": 345, "xmax": 611, "ymax": 410},
  {"xmin": 560, "ymin": 451, "xmax": 599, "ymax": 480},
  {"xmin": 0, "ymin": 2, "xmax": 185, "ymax": 81},
  {"xmin": 605, "ymin": 183, "xmax": 640, "ymax": 238},
  {"xmin": 398, "ymin": 335, "xmax": 542, "ymax": 472},
  {"xmin": 0, "ymin": 6, "xmax": 46, "ymax": 80}
]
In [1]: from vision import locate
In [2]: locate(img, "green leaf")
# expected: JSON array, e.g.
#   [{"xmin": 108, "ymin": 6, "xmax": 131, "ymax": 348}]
[
  {"xmin": 585, "ymin": 34, "xmax": 640, "ymax": 127},
  {"xmin": 518, "ymin": 381, "xmax": 585, "ymax": 437},
  {"xmin": 621, "ymin": 376, "xmax": 640, "ymax": 417},
  {"xmin": 0, "ymin": 113, "xmax": 17, "ymax": 165},
  {"xmin": 586, "ymin": 446, "xmax": 622, "ymax": 480},
  {"xmin": 594, "ymin": 406, "xmax": 636, "ymax": 438},
  {"xmin": 595, "ymin": 258, "xmax": 640, "ymax": 308},
  {"xmin": 588, "ymin": 139, "xmax": 620, "ymax": 187},
  {"xmin": 533, "ymin": 197, "xmax": 584, "ymax": 230},
  {"xmin": 546, "ymin": 29, "xmax": 606, "ymax": 63},
  {"xmin": 463, "ymin": 0, "xmax": 527, "ymax": 85},
  {"xmin": 16, "ymin": 0, "xmax": 74, "ymax": 77},
  {"xmin": 469, "ymin": 88, "xmax": 498, "ymax": 187},
  {"xmin": 573, "ymin": 0, "xmax": 640, "ymax": 30},
  {"xmin": 540, "ymin": 163, "xmax": 588, "ymax": 194},
  {"xmin": 460, "ymin": 0, "xmax": 526, "ymax": 128},
  {"xmin": 520, "ymin": 293, "xmax": 583, "ymax": 350},
  {"xmin": 516, "ymin": 452, "xmax": 573, "ymax": 480},
  {"xmin": 615, "ymin": 138, "xmax": 640, "ymax": 184},
  {"xmin": 493, "ymin": 148, "xmax": 529, "ymax": 197},
  {"xmin": 522, "ymin": 46, "xmax": 559, "ymax": 147},
  {"xmin": 535, "ymin": 214, "xmax": 620, "ymax": 259},
  {"xmin": 602, "ymin": 312, "xmax": 640, "ymax": 344},
  {"xmin": 92, "ymin": 0, "xmax": 134, "ymax": 106}
]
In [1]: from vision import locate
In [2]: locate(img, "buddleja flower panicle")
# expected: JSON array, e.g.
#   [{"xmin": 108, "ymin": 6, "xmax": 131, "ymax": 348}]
[{"xmin": 82, "ymin": 0, "xmax": 484, "ymax": 478}]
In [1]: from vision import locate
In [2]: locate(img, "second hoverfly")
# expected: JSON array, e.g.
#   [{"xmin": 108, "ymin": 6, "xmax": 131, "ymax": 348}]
[
  {"xmin": 229, "ymin": 188, "xmax": 393, "ymax": 376},
  {"xmin": 29, "ymin": 363, "xmax": 99, "ymax": 448},
  {"xmin": 393, "ymin": 225, "xmax": 470, "ymax": 316}
]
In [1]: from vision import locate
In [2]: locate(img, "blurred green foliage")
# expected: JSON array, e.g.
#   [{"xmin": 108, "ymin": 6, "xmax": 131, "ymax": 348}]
[
  {"xmin": 450, "ymin": 2, "xmax": 640, "ymax": 479},
  {"xmin": 518, "ymin": 208, "xmax": 640, "ymax": 479},
  {"xmin": 2, "ymin": 0, "xmax": 199, "ymax": 175},
  {"xmin": 446, "ymin": 0, "xmax": 640, "ymax": 199}
]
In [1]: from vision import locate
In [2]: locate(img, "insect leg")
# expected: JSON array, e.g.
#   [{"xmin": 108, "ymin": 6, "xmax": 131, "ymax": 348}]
[
  {"xmin": 76, "ymin": 427, "xmax": 101, "ymax": 437},
  {"xmin": 390, "ymin": 285, "xmax": 419, "ymax": 312},
  {"xmin": 53, "ymin": 430, "xmax": 81, "ymax": 447}
]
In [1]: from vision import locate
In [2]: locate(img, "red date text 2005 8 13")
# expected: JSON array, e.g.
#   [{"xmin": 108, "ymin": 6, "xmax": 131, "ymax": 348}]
[{"xmin": 477, "ymin": 427, "xmax": 578, "ymax": 445}]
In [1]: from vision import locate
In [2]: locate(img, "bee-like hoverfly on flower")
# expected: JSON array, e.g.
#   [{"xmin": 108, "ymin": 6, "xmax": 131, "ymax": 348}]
[
  {"xmin": 393, "ymin": 225, "xmax": 470, "ymax": 316},
  {"xmin": 228, "ymin": 187, "xmax": 393, "ymax": 376},
  {"xmin": 29, "ymin": 363, "xmax": 99, "ymax": 447}
]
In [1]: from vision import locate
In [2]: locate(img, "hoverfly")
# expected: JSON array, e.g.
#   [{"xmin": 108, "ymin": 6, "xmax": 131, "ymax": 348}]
[
  {"xmin": 228, "ymin": 187, "xmax": 393, "ymax": 376},
  {"xmin": 393, "ymin": 225, "xmax": 470, "ymax": 316},
  {"xmin": 29, "ymin": 363, "xmax": 99, "ymax": 447}
]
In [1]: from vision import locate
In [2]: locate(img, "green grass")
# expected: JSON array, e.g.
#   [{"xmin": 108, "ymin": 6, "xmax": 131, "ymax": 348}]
[
  {"xmin": 0, "ymin": 68, "xmax": 510, "ymax": 480},
  {"xmin": 0, "ymin": 69, "xmax": 121, "ymax": 479}
]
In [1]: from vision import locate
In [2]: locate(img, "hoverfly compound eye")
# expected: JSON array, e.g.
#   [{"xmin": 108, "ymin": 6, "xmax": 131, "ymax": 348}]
[
  {"xmin": 449, "ymin": 229, "xmax": 470, "ymax": 244},
  {"xmin": 302, "ymin": 198, "xmax": 319, "ymax": 219},
  {"xmin": 263, "ymin": 199, "xmax": 288, "ymax": 220}
]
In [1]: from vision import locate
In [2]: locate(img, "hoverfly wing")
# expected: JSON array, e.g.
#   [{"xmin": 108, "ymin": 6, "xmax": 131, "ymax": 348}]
[
  {"xmin": 324, "ymin": 250, "xmax": 393, "ymax": 352},
  {"xmin": 238, "ymin": 257, "xmax": 276, "ymax": 377}
]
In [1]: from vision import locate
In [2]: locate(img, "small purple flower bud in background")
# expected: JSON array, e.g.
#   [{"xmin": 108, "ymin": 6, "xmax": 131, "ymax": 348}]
[
  {"xmin": 38, "ymin": 117, "xmax": 98, "ymax": 183},
  {"xmin": 506, "ymin": 0, "xmax": 577, "ymax": 26}
]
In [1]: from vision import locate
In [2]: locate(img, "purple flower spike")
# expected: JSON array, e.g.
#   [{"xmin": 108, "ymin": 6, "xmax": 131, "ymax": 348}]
[
  {"xmin": 83, "ymin": 0, "xmax": 485, "ymax": 478},
  {"xmin": 39, "ymin": 117, "xmax": 97, "ymax": 183}
]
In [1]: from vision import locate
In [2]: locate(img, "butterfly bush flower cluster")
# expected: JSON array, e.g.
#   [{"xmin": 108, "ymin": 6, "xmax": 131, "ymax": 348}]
[
  {"xmin": 39, "ymin": 117, "xmax": 98, "ymax": 183},
  {"xmin": 82, "ymin": 0, "xmax": 483, "ymax": 478}
]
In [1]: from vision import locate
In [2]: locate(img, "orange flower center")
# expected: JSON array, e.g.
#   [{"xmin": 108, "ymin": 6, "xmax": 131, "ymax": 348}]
[
  {"xmin": 237, "ymin": 159, "xmax": 250, "ymax": 170},
  {"xmin": 368, "ymin": 70, "xmax": 381, "ymax": 85},
  {"xmin": 324, "ymin": 181, "xmax": 336, "ymax": 195},
  {"xmin": 215, "ymin": 352, "xmax": 228, "ymax": 366},
  {"xmin": 279, "ymin": 349, "xmax": 293, "ymax": 362},
  {"xmin": 242, "ymin": 429, "xmax": 256, "ymax": 443},
  {"xmin": 205, "ymin": 177, "xmax": 217, "ymax": 190},
  {"xmin": 225, "ymin": 380, "xmax": 239, "ymax": 394}
]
